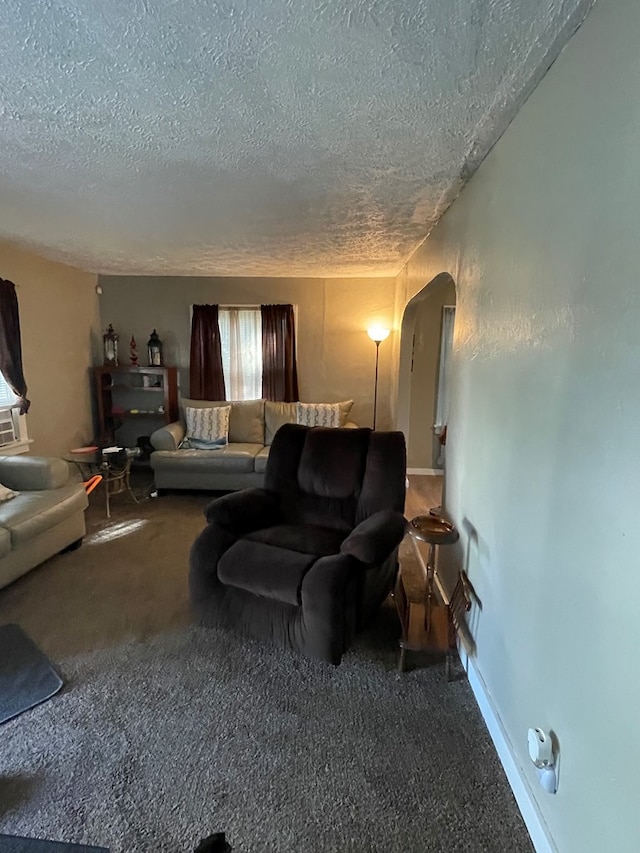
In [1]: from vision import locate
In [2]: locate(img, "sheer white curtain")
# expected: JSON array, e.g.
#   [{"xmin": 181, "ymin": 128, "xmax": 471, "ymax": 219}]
[
  {"xmin": 0, "ymin": 374, "xmax": 17, "ymax": 407},
  {"xmin": 219, "ymin": 308, "xmax": 263, "ymax": 400}
]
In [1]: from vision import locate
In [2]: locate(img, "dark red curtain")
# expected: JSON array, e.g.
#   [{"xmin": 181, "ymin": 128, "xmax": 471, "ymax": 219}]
[
  {"xmin": 0, "ymin": 278, "xmax": 29, "ymax": 413},
  {"xmin": 189, "ymin": 304, "xmax": 226, "ymax": 400},
  {"xmin": 261, "ymin": 304, "xmax": 299, "ymax": 402}
]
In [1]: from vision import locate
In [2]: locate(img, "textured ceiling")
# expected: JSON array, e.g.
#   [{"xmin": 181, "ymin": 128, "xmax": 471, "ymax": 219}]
[{"xmin": 0, "ymin": 0, "xmax": 593, "ymax": 277}]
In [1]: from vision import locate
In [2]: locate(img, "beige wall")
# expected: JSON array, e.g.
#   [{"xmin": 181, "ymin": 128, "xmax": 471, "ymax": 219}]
[
  {"xmin": 395, "ymin": 0, "xmax": 639, "ymax": 849},
  {"xmin": 0, "ymin": 241, "xmax": 99, "ymax": 456},
  {"xmin": 97, "ymin": 276, "xmax": 396, "ymax": 429}
]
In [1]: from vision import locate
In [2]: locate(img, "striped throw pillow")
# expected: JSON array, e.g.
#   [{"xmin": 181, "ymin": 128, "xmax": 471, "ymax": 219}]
[
  {"xmin": 185, "ymin": 406, "xmax": 231, "ymax": 444},
  {"xmin": 296, "ymin": 402, "xmax": 343, "ymax": 428}
]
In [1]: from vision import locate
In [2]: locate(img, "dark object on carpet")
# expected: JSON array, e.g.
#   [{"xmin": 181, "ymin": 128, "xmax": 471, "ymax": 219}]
[
  {"xmin": 0, "ymin": 624, "xmax": 63, "ymax": 725},
  {"xmin": 194, "ymin": 832, "xmax": 231, "ymax": 852},
  {"xmin": 0, "ymin": 835, "xmax": 108, "ymax": 851},
  {"xmin": 190, "ymin": 423, "xmax": 407, "ymax": 664},
  {"xmin": 136, "ymin": 435, "xmax": 154, "ymax": 462}
]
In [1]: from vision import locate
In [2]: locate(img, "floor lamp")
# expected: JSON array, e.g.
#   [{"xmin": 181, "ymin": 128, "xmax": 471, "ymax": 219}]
[{"xmin": 367, "ymin": 326, "xmax": 390, "ymax": 430}]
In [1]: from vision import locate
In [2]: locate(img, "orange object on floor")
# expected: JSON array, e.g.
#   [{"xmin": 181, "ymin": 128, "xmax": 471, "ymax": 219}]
[{"xmin": 83, "ymin": 474, "xmax": 103, "ymax": 495}]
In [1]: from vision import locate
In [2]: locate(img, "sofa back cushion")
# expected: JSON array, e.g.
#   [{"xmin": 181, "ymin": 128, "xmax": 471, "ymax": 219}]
[
  {"xmin": 264, "ymin": 401, "xmax": 297, "ymax": 445},
  {"xmin": 181, "ymin": 398, "xmax": 265, "ymax": 444},
  {"xmin": 264, "ymin": 399, "xmax": 354, "ymax": 444}
]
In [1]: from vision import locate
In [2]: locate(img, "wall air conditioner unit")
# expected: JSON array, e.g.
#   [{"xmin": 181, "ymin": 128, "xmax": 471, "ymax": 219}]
[{"xmin": 0, "ymin": 407, "xmax": 19, "ymax": 446}]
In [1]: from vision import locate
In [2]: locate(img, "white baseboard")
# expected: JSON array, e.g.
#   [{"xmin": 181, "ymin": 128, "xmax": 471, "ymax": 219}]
[
  {"xmin": 406, "ymin": 467, "xmax": 443, "ymax": 476},
  {"xmin": 459, "ymin": 647, "xmax": 556, "ymax": 853}
]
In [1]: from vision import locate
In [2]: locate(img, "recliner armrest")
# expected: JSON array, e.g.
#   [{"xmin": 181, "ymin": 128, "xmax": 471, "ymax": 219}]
[
  {"xmin": 340, "ymin": 510, "xmax": 407, "ymax": 566},
  {"xmin": 205, "ymin": 487, "xmax": 283, "ymax": 534}
]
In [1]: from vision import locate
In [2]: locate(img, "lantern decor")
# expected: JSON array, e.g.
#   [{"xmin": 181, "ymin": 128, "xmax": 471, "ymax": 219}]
[
  {"xmin": 147, "ymin": 329, "xmax": 163, "ymax": 366},
  {"xmin": 103, "ymin": 324, "xmax": 119, "ymax": 365},
  {"xmin": 129, "ymin": 335, "xmax": 139, "ymax": 367}
]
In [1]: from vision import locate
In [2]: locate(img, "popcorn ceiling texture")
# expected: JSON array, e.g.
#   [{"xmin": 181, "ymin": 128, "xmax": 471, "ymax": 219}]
[{"xmin": 0, "ymin": 0, "xmax": 593, "ymax": 277}]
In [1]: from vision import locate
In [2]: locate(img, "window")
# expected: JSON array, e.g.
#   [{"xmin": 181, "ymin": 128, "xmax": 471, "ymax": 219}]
[
  {"xmin": 0, "ymin": 408, "xmax": 18, "ymax": 445},
  {"xmin": 0, "ymin": 374, "xmax": 23, "ymax": 449},
  {"xmin": 219, "ymin": 307, "xmax": 263, "ymax": 400},
  {"xmin": 0, "ymin": 373, "xmax": 17, "ymax": 409},
  {"xmin": 0, "ymin": 278, "xmax": 30, "ymax": 453},
  {"xmin": 190, "ymin": 303, "xmax": 298, "ymax": 403}
]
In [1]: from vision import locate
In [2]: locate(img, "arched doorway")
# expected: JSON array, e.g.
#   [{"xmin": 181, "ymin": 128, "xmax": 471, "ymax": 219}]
[{"xmin": 396, "ymin": 273, "xmax": 457, "ymax": 474}]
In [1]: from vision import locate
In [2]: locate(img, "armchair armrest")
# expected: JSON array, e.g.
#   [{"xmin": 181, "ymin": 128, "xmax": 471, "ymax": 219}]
[
  {"xmin": 340, "ymin": 510, "xmax": 407, "ymax": 566},
  {"xmin": 150, "ymin": 421, "xmax": 186, "ymax": 451},
  {"xmin": 204, "ymin": 487, "xmax": 283, "ymax": 535},
  {"xmin": 0, "ymin": 455, "xmax": 71, "ymax": 491}
]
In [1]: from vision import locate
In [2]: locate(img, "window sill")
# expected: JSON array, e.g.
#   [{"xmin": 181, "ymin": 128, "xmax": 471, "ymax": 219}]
[{"xmin": 0, "ymin": 438, "xmax": 33, "ymax": 456}]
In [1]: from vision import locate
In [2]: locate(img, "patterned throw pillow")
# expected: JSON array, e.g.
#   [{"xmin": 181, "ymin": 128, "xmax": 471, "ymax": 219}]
[
  {"xmin": 296, "ymin": 402, "xmax": 343, "ymax": 428},
  {"xmin": 184, "ymin": 406, "xmax": 231, "ymax": 447},
  {"xmin": 0, "ymin": 482, "xmax": 17, "ymax": 501}
]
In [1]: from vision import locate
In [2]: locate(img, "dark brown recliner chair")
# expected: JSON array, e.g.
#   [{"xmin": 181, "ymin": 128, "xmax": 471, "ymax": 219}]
[{"xmin": 189, "ymin": 423, "xmax": 407, "ymax": 664}]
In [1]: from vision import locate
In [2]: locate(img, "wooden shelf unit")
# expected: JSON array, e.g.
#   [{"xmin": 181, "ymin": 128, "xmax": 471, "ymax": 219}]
[{"xmin": 93, "ymin": 365, "xmax": 179, "ymax": 446}]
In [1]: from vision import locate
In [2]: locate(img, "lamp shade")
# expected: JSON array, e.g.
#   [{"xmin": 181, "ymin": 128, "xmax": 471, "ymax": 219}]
[{"xmin": 367, "ymin": 325, "xmax": 390, "ymax": 344}]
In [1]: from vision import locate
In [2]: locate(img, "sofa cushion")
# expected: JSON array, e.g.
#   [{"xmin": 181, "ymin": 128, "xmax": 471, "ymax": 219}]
[
  {"xmin": 218, "ymin": 538, "xmax": 317, "ymax": 605},
  {"xmin": 181, "ymin": 398, "xmax": 265, "ymax": 444},
  {"xmin": 254, "ymin": 446, "xmax": 270, "ymax": 474},
  {"xmin": 0, "ymin": 526, "xmax": 11, "ymax": 558},
  {"xmin": 264, "ymin": 401, "xmax": 355, "ymax": 444},
  {"xmin": 264, "ymin": 402, "xmax": 297, "ymax": 445},
  {"xmin": 151, "ymin": 443, "xmax": 262, "ymax": 475},
  {"xmin": 0, "ymin": 483, "xmax": 88, "ymax": 548}
]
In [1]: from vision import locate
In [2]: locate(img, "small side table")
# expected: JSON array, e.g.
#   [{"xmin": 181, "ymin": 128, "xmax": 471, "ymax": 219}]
[
  {"xmin": 65, "ymin": 448, "xmax": 138, "ymax": 519},
  {"xmin": 100, "ymin": 456, "xmax": 137, "ymax": 519},
  {"xmin": 395, "ymin": 514, "xmax": 462, "ymax": 675}
]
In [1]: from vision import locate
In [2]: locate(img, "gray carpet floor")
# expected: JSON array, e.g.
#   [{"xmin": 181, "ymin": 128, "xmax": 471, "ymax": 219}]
[{"xmin": 0, "ymin": 481, "xmax": 534, "ymax": 853}]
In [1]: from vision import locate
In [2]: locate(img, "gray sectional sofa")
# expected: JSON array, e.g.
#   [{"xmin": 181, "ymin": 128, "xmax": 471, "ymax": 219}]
[
  {"xmin": 149, "ymin": 398, "xmax": 356, "ymax": 491},
  {"xmin": 0, "ymin": 455, "xmax": 88, "ymax": 591}
]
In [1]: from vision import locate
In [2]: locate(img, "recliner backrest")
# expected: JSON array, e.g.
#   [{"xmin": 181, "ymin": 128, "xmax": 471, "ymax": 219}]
[
  {"xmin": 265, "ymin": 424, "xmax": 406, "ymax": 531},
  {"xmin": 355, "ymin": 429, "xmax": 407, "ymax": 523}
]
